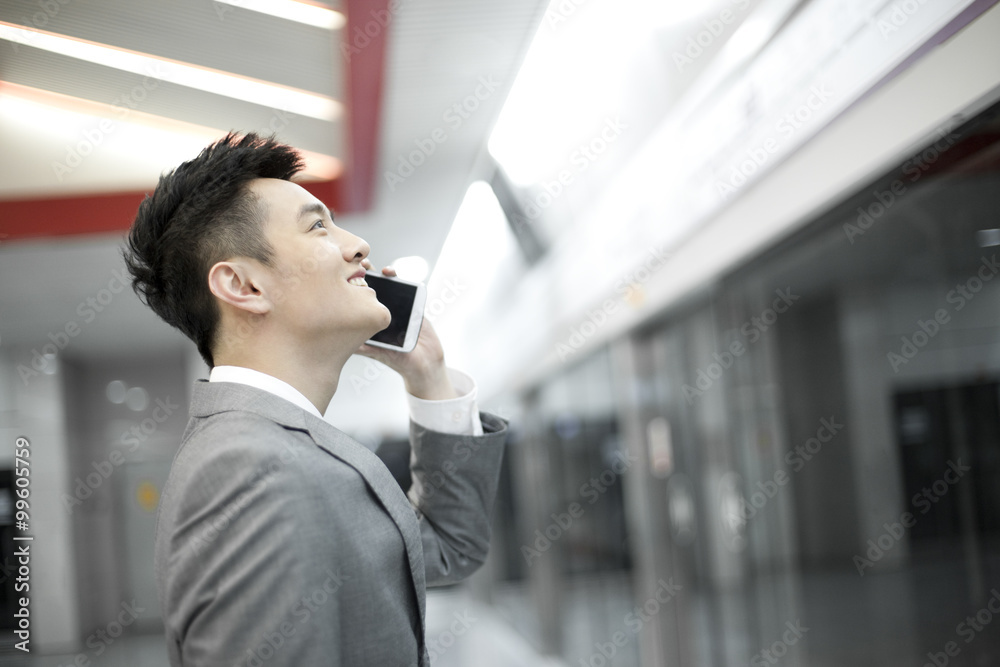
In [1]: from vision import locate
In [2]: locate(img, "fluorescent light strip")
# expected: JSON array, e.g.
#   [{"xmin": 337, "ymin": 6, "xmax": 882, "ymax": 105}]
[
  {"xmin": 214, "ymin": 0, "xmax": 346, "ymax": 30},
  {"xmin": 0, "ymin": 81, "xmax": 344, "ymax": 190},
  {"xmin": 0, "ymin": 21, "xmax": 341, "ymax": 121}
]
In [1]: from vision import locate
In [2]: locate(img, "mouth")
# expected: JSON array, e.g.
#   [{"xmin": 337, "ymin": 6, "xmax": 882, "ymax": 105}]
[{"xmin": 347, "ymin": 269, "xmax": 368, "ymax": 287}]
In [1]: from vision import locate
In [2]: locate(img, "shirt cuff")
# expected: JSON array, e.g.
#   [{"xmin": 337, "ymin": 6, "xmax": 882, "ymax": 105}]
[{"xmin": 406, "ymin": 367, "xmax": 483, "ymax": 436}]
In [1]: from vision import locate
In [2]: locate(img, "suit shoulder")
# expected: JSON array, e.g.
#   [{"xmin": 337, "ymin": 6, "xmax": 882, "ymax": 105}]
[
  {"xmin": 185, "ymin": 408, "xmax": 290, "ymax": 445},
  {"xmin": 161, "ymin": 411, "xmax": 310, "ymax": 511},
  {"xmin": 178, "ymin": 410, "xmax": 304, "ymax": 465}
]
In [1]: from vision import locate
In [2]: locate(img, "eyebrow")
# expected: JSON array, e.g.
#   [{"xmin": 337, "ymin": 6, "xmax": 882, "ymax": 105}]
[{"xmin": 298, "ymin": 202, "xmax": 334, "ymax": 223}]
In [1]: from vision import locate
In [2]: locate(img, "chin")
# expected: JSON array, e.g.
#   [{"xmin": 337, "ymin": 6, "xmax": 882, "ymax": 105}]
[{"xmin": 367, "ymin": 305, "xmax": 391, "ymax": 333}]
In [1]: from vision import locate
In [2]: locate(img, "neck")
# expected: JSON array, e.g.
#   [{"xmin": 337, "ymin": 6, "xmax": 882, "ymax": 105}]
[{"xmin": 215, "ymin": 330, "xmax": 364, "ymax": 415}]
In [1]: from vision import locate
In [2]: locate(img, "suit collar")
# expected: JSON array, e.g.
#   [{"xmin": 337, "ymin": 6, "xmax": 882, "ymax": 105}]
[
  {"xmin": 208, "ymin": 365, "xmax": 323, "ymax": 418},
  {"xmin": 189, "ymin": 378, "xmax": 313, "ymax": 431}
]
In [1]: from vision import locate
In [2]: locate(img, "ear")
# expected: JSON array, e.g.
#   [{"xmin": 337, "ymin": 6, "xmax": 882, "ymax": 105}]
[{"xmin": 207, "ymin": 260, "xmax": 272, "ymax": 315}]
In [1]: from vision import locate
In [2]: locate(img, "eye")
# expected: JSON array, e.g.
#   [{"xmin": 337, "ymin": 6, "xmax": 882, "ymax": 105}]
[{"xmin": 310, "ymin": 219, "xmax": 326, "ymax": 231}]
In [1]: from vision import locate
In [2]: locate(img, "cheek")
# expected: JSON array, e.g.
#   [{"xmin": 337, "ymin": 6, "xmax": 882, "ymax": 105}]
[
  {"xmin": 292, "ymin": 252, "xmax": 336, "ymax": 294},
  {"xmin": 310, "ymin": 238, "xmax": 340, "ymax": 268},
  {"xmin": 322, "ymin": 237, "xmax": 340, "ymax": 254}
]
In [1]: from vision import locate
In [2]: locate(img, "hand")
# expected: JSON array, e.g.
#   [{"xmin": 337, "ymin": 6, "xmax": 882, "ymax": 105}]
[{"xmin": 354, "ymin": 263, "xmax": 458, "ymax": 400}]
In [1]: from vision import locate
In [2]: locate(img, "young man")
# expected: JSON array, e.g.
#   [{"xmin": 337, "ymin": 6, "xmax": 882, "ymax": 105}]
[{"xmin": 123, "ymin": 132, "xmax": 507, "ymax": 666}]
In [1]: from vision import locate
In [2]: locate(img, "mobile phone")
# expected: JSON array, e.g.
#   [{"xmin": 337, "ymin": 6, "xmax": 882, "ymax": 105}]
[{"xmin": 364, "ymin": 272, "xmax": 426, "ymax": 352}]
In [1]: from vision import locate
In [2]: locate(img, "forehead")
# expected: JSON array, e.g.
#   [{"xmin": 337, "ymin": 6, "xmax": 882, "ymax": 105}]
[{"xmin": 248, "ymin": 178, "xmax": 329, "ymax": 225}]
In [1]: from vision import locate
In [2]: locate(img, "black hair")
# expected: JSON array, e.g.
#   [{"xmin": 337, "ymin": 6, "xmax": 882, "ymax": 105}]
[{"xmin": 122, "ymin": 132, "xmax": 304, "ymax": 368}]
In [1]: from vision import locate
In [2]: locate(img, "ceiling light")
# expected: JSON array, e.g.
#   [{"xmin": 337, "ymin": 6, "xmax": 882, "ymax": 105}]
[
  {"xmin": 0, "ymin": 82, "xmax": 343, "ymax": 192},
  {"xmin": 976, "ymin": 229, "xmax": 1000, "ymax": 247},
  {"xmin": 213, "ymin": 0, "xmax": 346, "ymax": 30},
  {"xmin": 126, "ymin": 386, "xmax": 150, "ymax": 412},
  {"xmin": 106, "ymin": 380, "xmax": 128, "ymax": 404},
  {"xmin": 432, "ymin": 182, "xmax": 512, "ymax": 284},
  {"xmin": 390, "ymin": 256, "xmax": 430, "ymax": 283},
  {"xmin": 0, "ymin": 21, "xmax": 342, "ymax": 121},
  {"xmin": 425, "ymin": 181, "xmax": 514, "ymax": 314},
  {"xmin": 489, "ymin": 0, "xmax": 726, "ymax": 186}
]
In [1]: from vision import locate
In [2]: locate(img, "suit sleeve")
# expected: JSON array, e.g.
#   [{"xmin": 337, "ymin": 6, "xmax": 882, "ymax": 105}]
[
  {"xmin": 159, "ymin": 417, "xmax": 345, "ymax": 667},
  {"xmin": 406, "ymin": 410, "xmax": 508, "ymax": 586}
]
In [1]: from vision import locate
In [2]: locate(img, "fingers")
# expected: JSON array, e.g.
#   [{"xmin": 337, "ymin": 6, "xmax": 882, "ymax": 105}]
[
  {"xmin": 356, "ymin": 341, "xmax": 393, "ymax": 360},
  {"xmin": 354, "ymin": 343, "xmax": 405, "ymax": 376},
  {"xmin": 359, "ymin": 258, "xmax": 395, "ymax": 277}
]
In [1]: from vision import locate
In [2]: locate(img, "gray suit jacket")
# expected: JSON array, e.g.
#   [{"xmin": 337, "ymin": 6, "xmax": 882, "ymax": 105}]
[{"xmin": 153, "ymin": 379, "xmax": 508, "ymax": 666}]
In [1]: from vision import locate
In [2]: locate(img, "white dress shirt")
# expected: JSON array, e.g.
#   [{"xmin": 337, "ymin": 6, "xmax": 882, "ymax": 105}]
[{"xmin": 209, "ymin": 365, "xmax": 483, "ymax": 436}]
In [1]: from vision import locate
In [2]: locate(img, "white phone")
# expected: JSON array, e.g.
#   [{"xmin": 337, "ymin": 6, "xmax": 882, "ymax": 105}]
[{"xmin": 364, "ymin": 272, "xmax": 426, "ymax": 352}]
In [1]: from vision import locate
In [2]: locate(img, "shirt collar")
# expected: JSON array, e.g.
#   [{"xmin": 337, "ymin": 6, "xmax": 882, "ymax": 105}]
[{"xmin": 208, "ymin": 365, "xmax": 324, "ymax": 418}]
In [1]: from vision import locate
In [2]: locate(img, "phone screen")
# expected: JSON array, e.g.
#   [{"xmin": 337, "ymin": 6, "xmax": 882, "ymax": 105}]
[{"xmin": 366, "ymin": 273, "xmax": 419, "ymax": 347}]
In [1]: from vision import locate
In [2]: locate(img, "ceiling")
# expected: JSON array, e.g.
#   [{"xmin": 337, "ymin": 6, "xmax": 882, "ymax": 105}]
[
  {"xmin": 0, "ymin": 0, "xmax": 548, "ymax": 358},
  {"xmin": 0, "ymin": 0, "xmax": 346, "ymax": 200}
]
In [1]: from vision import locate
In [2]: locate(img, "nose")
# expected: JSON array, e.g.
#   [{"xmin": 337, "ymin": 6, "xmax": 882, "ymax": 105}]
[{"xmin": 338, "ymin": 228, "xmax": 370, "ymax": 263}]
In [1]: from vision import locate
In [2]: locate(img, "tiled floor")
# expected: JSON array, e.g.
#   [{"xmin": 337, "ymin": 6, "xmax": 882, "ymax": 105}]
[{"xmin": 5, "ymin": 555, "xmax": 999, "ymax": 667}]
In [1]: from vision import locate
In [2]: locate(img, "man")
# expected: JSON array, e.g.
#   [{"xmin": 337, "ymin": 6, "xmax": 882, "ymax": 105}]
[{"xmin": 122, "ymin": 132, "xmax": 507, "ymax": 666}]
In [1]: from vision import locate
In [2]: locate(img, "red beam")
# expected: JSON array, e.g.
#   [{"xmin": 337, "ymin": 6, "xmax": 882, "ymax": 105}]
[
  {"xmin": 340, "ymin": 0, "xmax": 392, "ymax": 212},
  {"xmin": 300, "ymin": 179, "xmax": 344, "ymax": 212},
  {"xmin": 0, "ymin": 191, "xmax": 146, "ymax": 242},
  {"xmin": 0, "ymin": 180, "xmax": 343, "ymax": 244}
]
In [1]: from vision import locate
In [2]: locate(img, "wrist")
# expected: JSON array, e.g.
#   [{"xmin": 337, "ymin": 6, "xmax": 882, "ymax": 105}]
[{"xmin": 404, "ymin": 362, "xmax": 457, "ymax": 400}]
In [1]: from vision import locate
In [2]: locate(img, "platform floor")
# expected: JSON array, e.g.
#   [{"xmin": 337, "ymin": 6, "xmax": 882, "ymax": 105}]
[{"xmin": 5, "ymin": 555, "xmax": 1000, "ymax": 667}]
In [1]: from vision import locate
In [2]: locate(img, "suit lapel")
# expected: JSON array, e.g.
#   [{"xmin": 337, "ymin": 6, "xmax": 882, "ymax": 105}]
[
  {"xmin": 188, "ymin": 380, "xmax": 427, "ymax": 643},
  {"xmin": 301, "ymin": 413, "xmax": 428, "ymax": 633}
]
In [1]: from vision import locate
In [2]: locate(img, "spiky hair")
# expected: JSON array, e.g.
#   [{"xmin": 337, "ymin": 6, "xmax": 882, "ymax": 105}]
[{"xmin": 122, "ymin": 132, "xmax": 304, "ymax": 367}]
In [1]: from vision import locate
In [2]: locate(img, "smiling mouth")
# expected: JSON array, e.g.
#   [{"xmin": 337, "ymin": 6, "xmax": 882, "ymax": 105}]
[{"xmin": 348, "ymin": 276, "xmax": 367, "ymax": 287}]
